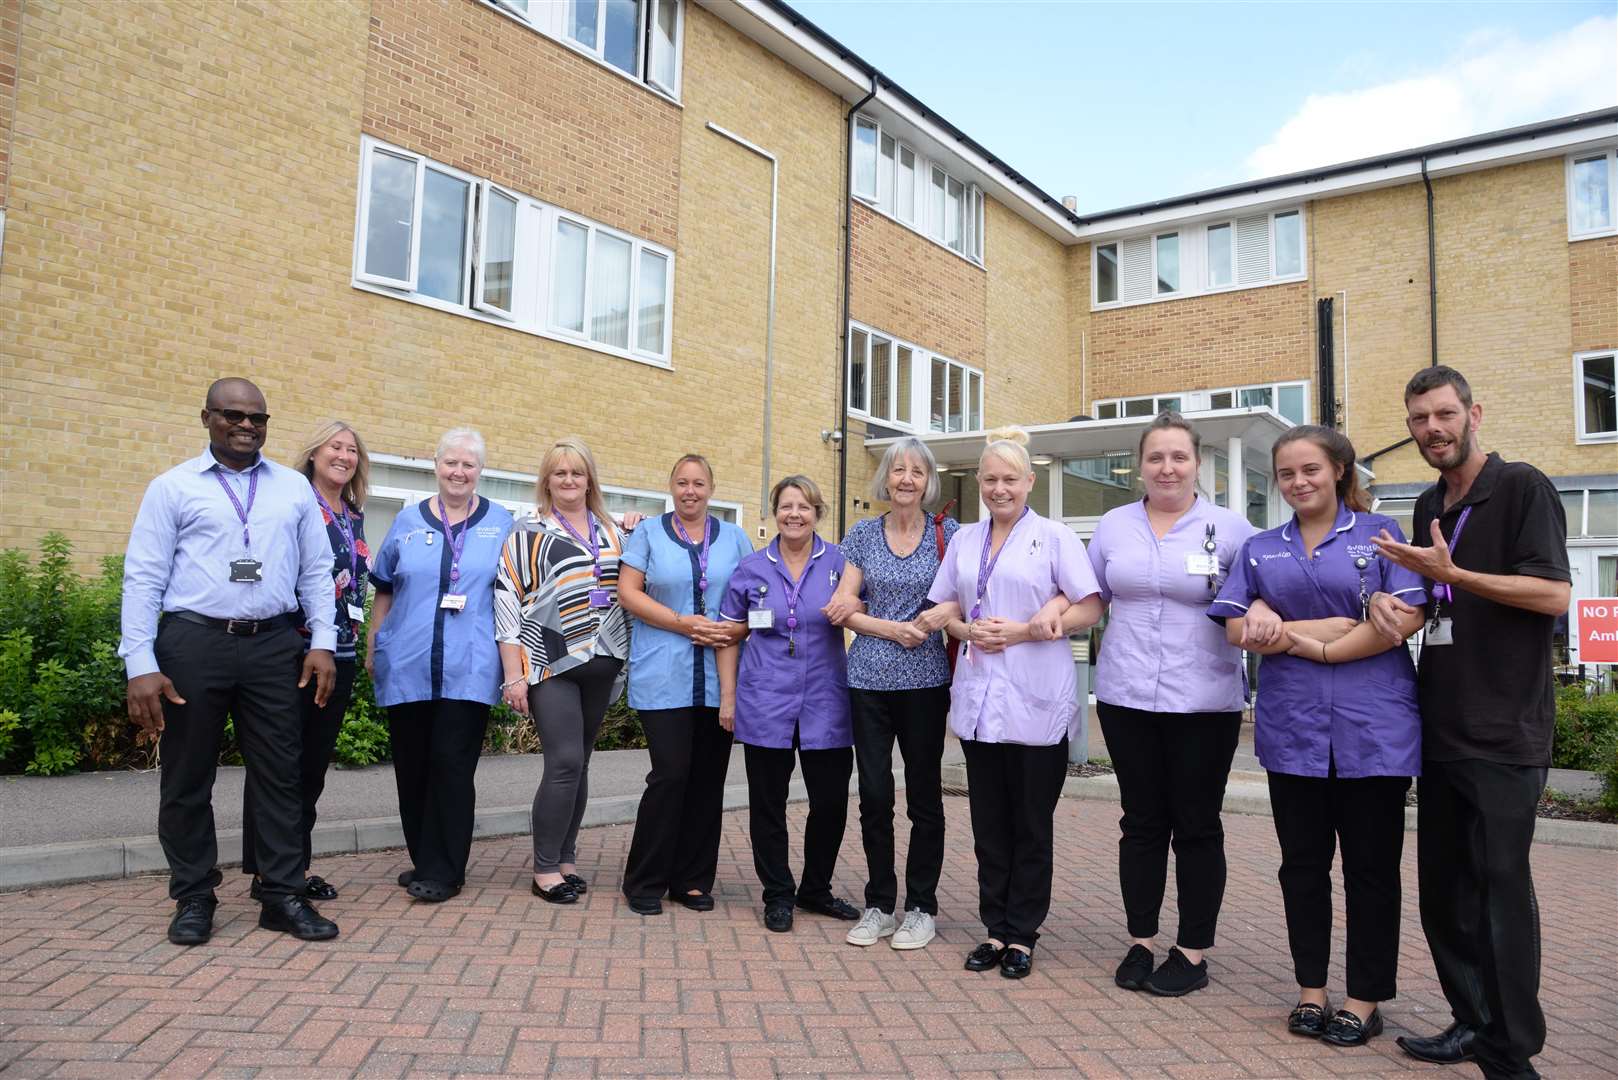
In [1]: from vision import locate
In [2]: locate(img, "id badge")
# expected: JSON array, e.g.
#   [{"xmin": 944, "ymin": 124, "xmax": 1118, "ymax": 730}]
[
  {"xmin": 1426, "ymin": 617, "xmax": 1454, "ymax": 646},
  {"xmin": 587, "ymin": 588, "xmax": 612, "ymax": 609},
  {"xmin": 347, "ymin": 603, "xmax": 366, "ymax": 623},
  {"xmin": 228, "ymin": 558, "xmax": 263, "ymax": 583},
  {"xmin": 748, "ymin": 607, "xmax": 775, "ymax": 630},
  {"xmin": 439, "ymin": 593, "xmax": 467, "ymax": 612},
  {"xmin": 1184, "ymin": 553, "xmax": 1219, "ymax": 576}
]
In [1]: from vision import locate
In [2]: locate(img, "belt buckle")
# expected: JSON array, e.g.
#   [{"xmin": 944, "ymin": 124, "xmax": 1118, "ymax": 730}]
[{"xmin": 225, "ymin": 618, "xmax": 257, "ymax": 636}]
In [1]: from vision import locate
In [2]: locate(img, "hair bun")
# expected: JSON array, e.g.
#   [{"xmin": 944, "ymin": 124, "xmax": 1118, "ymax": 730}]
[{"xmin": 985, "ymin": 425, "xmax": 1030, "ymax": 448}]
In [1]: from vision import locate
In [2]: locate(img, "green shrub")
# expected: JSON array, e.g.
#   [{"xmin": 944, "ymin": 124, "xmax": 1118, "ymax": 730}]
[{"xmin": 1553, "ymin": 687, "xmax": 1618, "ymax": 772}]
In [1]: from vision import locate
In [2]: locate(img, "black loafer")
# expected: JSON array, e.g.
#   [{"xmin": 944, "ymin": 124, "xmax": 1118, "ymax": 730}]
[
  {"xmin": 397, "ymin": 869, "xmax": 416, "ymax": 888},
  {"xmin": 627, "ymin": 895, "xmax": 663, "ymax": 916},
  {"xmin": 795, "ymin": 895, "xmax": 859, "ymax": 920},
  {"xmin": 964, "ymin": 942, "xmax": 1007, "ymax": 971},
  {"xmin": 168, "ymin": 896, "xmax": 217, "ymax": 946},
  {"xmin": 258, "ymin": 896, "xmax": 339, "ymax": 941},
  {"xmin": 531, "ymin": 880, "xmax": 579, "ymax": 904},
  {"xmin": 1397, "ymin": 1022, "xmax": 1477, "ymax": 1064},
  {"xmin": 1287, "ymin": 1001, "xmax": 1331, "ymax": 1038},
  {"xmin": 563, "ymin": 873, "xmax": 588, "ymax": 895},
  {"xmin": 1321, "ymin": 1007, "xmax": 1383, "ymax": 1047},
  {"xmin": 303, "ymin": 875, "xmax": 339, "ymax": 901},
  {"xmin": 1114, "ymin": 944, "xmax": 1154, "ymax": 990},
  {"xmin": 406, "ymin": 879, "xmax": 460, "ymax": 903},
  {"xmin": 764, "ymin": 904, "xmax": 794, "ymax": 932},
  {"xmin": 1000, "ymin": 948, "xmax": 1033, "ymax": 979},
  {"xmin": 1145, "ymin": 946, "xmax": 1209, "ymax": 997},
  {"xmin": 671, "ymin": 891, "xmax": 715, "ymax": 912}
]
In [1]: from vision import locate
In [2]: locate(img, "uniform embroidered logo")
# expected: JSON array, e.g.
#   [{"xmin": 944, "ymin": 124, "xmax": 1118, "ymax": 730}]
[
  {"xmin": 476, "ymin": 525, "xmax": 503, "ymax": 538},
  {"xmin": 1346, "ymin": 543, "xmax": 1377, "ymax": 559},
  {"xmin": 1260, "ymin": 550, "xmax": 1294, "ymax": 561}
]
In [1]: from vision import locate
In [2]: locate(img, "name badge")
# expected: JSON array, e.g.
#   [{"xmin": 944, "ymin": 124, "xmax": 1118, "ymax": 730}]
[
  {"xmin": 347, "ymin": 603, "xmax": 366, "ymax": 623},
  {"xmin": 228, "ymin": 558, "xmax": 263, "ymax": 583},
  {"xmin": 1426, "ymin": 617, "xmax": 1454, "ymax": 646},
  {"xmin": 748, "ymin": 608, "xmax": 775, "ymax": 630},
  {"xmin": 1185, "ymin": 553, "xmax": 1219, "ymax": 576},
  {"xmin": 588, "ymin": 588, "xmax": 612, "ymax": 609},
  {"xmin": 439, "ymin": 593, "xmax": 466, "ymax": 612}
]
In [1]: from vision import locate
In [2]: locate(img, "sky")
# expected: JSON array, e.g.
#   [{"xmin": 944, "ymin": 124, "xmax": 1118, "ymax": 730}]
[{"xmin": 788, "ymin": 0, "xmax": 1618, "ymax": 212}]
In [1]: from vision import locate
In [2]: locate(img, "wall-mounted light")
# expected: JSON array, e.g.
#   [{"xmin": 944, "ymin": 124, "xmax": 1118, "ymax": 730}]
[{"xmin": 1031, "ymin": 455, "xmax": 1053, "ymax": 466}]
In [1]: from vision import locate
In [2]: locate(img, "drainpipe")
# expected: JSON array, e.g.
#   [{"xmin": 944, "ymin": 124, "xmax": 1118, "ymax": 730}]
[
  {"xmin": 837, "ymin": 72, "xmax": 880, "ymax": 539},
  {"xmin": 1366, "ymin": 158, "xmax": 1440, "ymax": 466}
]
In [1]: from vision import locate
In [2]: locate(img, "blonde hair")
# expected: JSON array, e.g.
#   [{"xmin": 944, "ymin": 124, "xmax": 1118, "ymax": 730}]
[
  {"xmin": 770, "ymin": 474, "xmax": 826, "ymax": 521},
  {"xmin": 293, "ymin": 420, "xmax": 370, "ymax": 511},
  {"xmin": 535, "ymin": 436, "xmax": 619, "ymax": 542},
  {"xmin": 669, "ymin": 453, "xmax": 715, "ymax": 485},
  {"xmin": 980, "ymin": 425, "xmax": 1032, "ymax": 475}
]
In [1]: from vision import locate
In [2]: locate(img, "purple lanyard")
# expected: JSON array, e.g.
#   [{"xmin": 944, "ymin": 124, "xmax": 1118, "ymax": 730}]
[
  {"xmin": 313, "ymin": 488, "xmax": 360, "ymax": 587},
  {"xmin": 971, "ymin": 506, "xmax": 1028, "ymax": 621},
  {"xmin": 1431, "ymin": 506, "xmax": 1472, "ymax": 607},
  {"xmin": 437, "ymin": 497, "xmax": 472, "ymax": 589},
  {"xmin": 553, "ymin": 510, "xmax": 603, "ymax": 580},
  {"xmin": 673, "ymin": 514, "xmax": 713, "ymax": 593},
  {"xmin": 771, "ymin": 540, "xmax": 814, "ymax": 636},
  {"xmin": 213, "ymin": 466, "xmax": 259, "ymax": 550}
]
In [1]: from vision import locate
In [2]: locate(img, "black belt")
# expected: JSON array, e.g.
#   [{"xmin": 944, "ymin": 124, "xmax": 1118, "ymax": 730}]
[{"xmin": 168, "ymin": 610, "xmax": 300, "ymax": 636}]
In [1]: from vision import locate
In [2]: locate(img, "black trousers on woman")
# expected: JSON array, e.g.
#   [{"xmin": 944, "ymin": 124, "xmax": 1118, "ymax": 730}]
[
  {"xmin": 242, "ymin": 659, "xmax": 357, "ymax": 879},
  {"xmin": 960, "ymin": 737, "xmax": 1069, "ymax": 951},
  {"xmin": 622, "ymin": 706, "xmax": 734, "ymax": 901},
  {"xmin": 1095, "ymin": 701, "xmax": 1241, "ymax": 949},
  {"xmin": 850, "ymin": 686, "xmax": 949, "ymax": 915},
  {"xmin": 387, "ymin": 698, "xmax": 490, "ymax": 887},
  {"xmin": 744, "ymin": 730, "xmax": 853, "ymax": 909},
  {"xmin": 1267, "ymin": 766, "xmax": 1411, "ymax": 1002}
]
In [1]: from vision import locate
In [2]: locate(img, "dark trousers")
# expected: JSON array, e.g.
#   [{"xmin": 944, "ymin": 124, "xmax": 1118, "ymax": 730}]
[
  {"xmin": 850, "ymin": 686, "xmax": 948, "ymax": 915},
  {"xmin": 387, "ymin": 698, "xmax": 490, "ymax": 886},
  {"xmin": 530, "ymin": 656, "xmax": 623, "ymax": 874},
  {"xmin": 154, "ymin": 618, "xmax": 305, "ymax": 902},
  {"xmin": 960, "ymin": 737, "xmax": 1069, "ymax": 951},
  {"xmin": 1267, "ymin": 767, "xmax": 1410, "ymax": 1001},
  {"xmin": 743, "ymin": 734, "xmax": 853, "ymax": 908},
  {"xmin": 1418, "ymin": 758, "xmax": 1547, "ymax": 1080},
  {"xmin": 1096, "ymin": 702, "xmax": 1241, "ymax": 949},
  {"xmin": 242, "ymin": 659, "xmax": 357, "ymax": 878},
  {"xmin": 621, "ymin": 705, "xmax": 733, "ymax": 900}
]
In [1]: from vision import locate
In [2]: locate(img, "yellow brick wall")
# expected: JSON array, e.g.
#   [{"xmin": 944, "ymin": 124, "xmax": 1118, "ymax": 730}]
[
  {"xmin": 1570, "ymin": 234, "xmax": 1617, "ymax": 353},
  {"xmin": 0, "ymin": 0, "xmax": 18, "ymax": 207},
  {"xmin": 1067, "ymin": 243, "xmax": 1093, "ymax": 415},
  {"xmin": 849, "ymin": 200, "xmax": 986, "ymax": 367},
  {"xmin": 983, "ymin": 200, "xmax": 1073, "ymax": 427}
]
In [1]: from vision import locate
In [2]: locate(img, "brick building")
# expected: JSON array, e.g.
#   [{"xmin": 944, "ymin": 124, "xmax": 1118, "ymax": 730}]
[{"xmin": 0, "ymin": 0, "xmax": 1613, "ymax": 653}]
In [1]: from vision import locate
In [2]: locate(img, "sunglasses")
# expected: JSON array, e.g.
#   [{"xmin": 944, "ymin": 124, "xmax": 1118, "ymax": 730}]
[{"xmin": 210, "ymin": 409, "xmax": 271, "ymax": 427}]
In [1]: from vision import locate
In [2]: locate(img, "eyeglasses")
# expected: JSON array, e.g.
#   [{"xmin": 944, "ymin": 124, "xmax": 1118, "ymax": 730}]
[{"xmin": 209, "ymin": 409, "xmax": 271, "ymax": 427}]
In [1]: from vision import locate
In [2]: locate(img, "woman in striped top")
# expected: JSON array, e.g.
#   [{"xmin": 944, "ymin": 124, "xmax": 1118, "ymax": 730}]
[{"xmin": 496, "ymin": 437, "xmax": 631, "ymax": 904}]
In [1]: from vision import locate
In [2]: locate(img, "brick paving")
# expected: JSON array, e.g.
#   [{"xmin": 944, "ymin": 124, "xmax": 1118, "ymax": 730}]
[{"xmin": 1, "ymin": 797, "xmax": 1614, "ymax": 1078}]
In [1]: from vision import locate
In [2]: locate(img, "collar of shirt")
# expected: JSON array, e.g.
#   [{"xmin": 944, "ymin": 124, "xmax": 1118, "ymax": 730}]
[
  {"xmin": 1427, "ymin": 450, "xmax": 1505, "ymax": 514},
  {"xmin": 196, "ymin": 447, "xmax": 265, "ymax": 475},
  {"xmin": 764, "ymin": 535, "xmax": 827, "ymax": 567},
  {"xmin": 1279, "ymin": 503, "xmax": 1356, "ymax": 553}
]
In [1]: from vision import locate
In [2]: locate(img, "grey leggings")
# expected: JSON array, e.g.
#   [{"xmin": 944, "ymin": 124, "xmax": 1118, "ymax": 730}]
[{"xmin": 530, "ymin": 656, "xmax": 623, "ymax": 874}]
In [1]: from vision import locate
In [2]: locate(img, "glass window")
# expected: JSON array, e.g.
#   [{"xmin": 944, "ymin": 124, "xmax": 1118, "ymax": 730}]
[
  {"xmin": 1246, "ymin": 468, "xmax": 1270, "ymax": 528},
  {"xmin": 849, "ymin": 328, "xmax": 868, "ymax": 414},
  {"xmin": 1240, "ymin": 386, "xmax": 1274, "ymax": 410},
  {"xmin": 852, "ymin": 117, "xmax": 878, "ymax": 200},
  {"xmin": 603, "ymin": 489, "xmax": 667, "ymax": 520},
  {"xmin": 896, "ymin": 146, "xmax": 916, "ymax": 223},
  {"xmin": 418, "ymin": 169, "xmax": 469, "ymax": 304},
  {"xmin": 930, "ymin": 356, "xmax": 946, "ymax": 431},
  {"xmin": 1273, "ymin": 211, "xmax": 1302, "ymax": 276},
  {"xmin": 1561, "ymin": 490, "xmax": 1586, "ymax": 534},
  {"xmin": 1157, "ymin": 396, "xmax": 1182, "ymax": 414},
  {"xmin": 363, "ymin": 149, "xmax": 416, "ymax": 284},
  {"xmin": 479, "ymin": 187, "xmax": 517, "ymax": 315},
  {"xmin": 635, "ymin": 249, "xmax": 668, "ymax": 356},
  {"xmin": 550, "ymin": 219, "xmax": 588, "ymax": 333},
  {"xmin": 1096, "ymin": 244, "xmax": 1118, "ymax": 303},
  {"xmin": 878, "ymin": 134, "xmax": 895, "ymax": 213},
  {"xmin": 946, "ymin": 364, "xmax": 963, "ymax": 432},
  {"xmin": 1207, "ymin": 223, "xmax": 1233, "ymax": 287},
  {"xmin": 1123, "ymin": 397, "xmax": 1154, "ymax": 418},
  {"xmin": 1580, "ymin": 353, "xmax": 1616, "ymax": 437},
  {"xmin": 1155, "ymin": 233, "xmax": 1179, "ymax": 294},
  {"xmin": 1589, "ymin": 489, "xmax": 1618, "ymax": 537},
  {"xmin": 870, "ymin": 336, "xmax": 892, "ymax": 421},
  {"xmin": 602, "ymin": 0, "xmax": 640, "ymax": 75},
  {"xmin": 930, "ymin": 168, "xmax": 947, "ymax": 242},
  {"xmin": 945, "ymin": 176, "xmax": 964, "ymax": 252},
  {"xmin": 1212, "ymin": 450, "xmax": 1229, "ymax": 508},
  {"xmin": 1210, "ymin": 390, "xmax": 1234, "ymax": 409},
  {"xmin": 1060, "ymin": 454, "xmax": 1136, "ymax": 517},
  {"xmin": 1030, "ymin": 462, "xmax": 1051, "ymax": 517},
  {"xmin": 968, "ymin": 370, "xmax": 982, "ymax": 430},
  {"xmin": 590, "ymin": 232, "xmax": 632, "ymax": 348},
  {"xmin": 1374, "ymin": 497, "xmax": 1416, "ymax": 539},
  {"xmin": 649, "ymin": 0, "xmax": 678, "ymax": 90},
  {"xmin": 568, "ymin": 0, "xmax": 598, "ymax": 49},
  {"xmin": 895, "ymin": 345, "xmax": 912, "ymax": 425},
  {"xmin": 1600, "ymin": 554, "xmax": 1617, "ymax": 597},
  {"xmin": 1094, "ymin": 401, "xmax": 1118, "ymax": 420},
  {"xmin": 1572, "ymin": 154, "xmax": 1613, "ymax": 235},
  {"xmin": 1277, "ymin": 383, "xmax": 1306, "ymax": 424}
]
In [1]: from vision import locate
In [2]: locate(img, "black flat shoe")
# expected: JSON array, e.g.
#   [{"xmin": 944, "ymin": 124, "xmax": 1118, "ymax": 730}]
[
  {"xmin": 1145, "ymin": 946, "xmax": 1209, "ymax": 997},
  {"xmin": 563, "ymin": 873, "xmax": 588, "ymax": 894},
  {"xmin": 1321, "ymin": 1007, "xmax": 1383, "ymax": 1047},
  {"xmin": 303, "ymin": 875, "xmax": 339, "ymax": 901},
  {"xmin": 1287, "ymin": 1001, "xmax": 1331, "ymax": 1038},
  {"xmin": 168, "ymin": 896, "xmax": 217, "ymax": 946},
  {"xmin": 964, "ymin": 942, "xmax": 1007, "ymax": 971},
  {"xmin": 406, "ymin": 879, "xmax": 460, "ymax": 903},
  {"xmin": 795, "ymin": 895, "xmax": 859, "ymax": 920},
  {"xmin": 627, "ymin": 895, "xmax": 663, "ymax": 916},
  {"xmin": 764, "ymin": 904, "xmax": 794, "ymax": 932},
  {"xmin": 671, "ymin": 891, "xmax": 715, "ymax": 912},
  {"xmin": 397, "ymin": 869, "xmax": 416, "ymax": 888},
  {"xmin": 259, "ymin": 896, "xmax": 339, "ymax": 941},
  {"xmin": 1114, "ymin": 944, "xmax": 1154, "ymax": 991},
  {"xmin": 1000, "ymin": 948, "xmax": 1033, "ymax": 979},
  {"xmin": 1397, "ymin": 1022, "xmax": 1477, "ymax": 1064},
  {"xmin": 531, "ymin": 880, "xmax": 579, "ymax": 904}
]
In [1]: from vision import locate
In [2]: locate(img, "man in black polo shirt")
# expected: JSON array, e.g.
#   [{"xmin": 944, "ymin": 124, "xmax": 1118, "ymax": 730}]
[{"xmin": 1369, "ymin": 366, "xmax": 1570, "ymax": 1080}]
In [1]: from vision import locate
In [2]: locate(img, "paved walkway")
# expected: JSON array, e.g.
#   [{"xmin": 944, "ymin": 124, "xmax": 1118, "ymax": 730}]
[{"xmin": 2, "ymin": 796, "xmax": 1614, "ymax": 1078}]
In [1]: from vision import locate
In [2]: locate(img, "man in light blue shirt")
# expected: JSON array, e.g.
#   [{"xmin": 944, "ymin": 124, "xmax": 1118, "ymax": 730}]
[{"xmin": 119, "ymin": 378, "xmax": 341, "ymax": 946}]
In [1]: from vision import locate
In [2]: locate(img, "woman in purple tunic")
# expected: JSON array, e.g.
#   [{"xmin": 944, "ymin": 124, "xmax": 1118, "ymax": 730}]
[{"xmin": 1211, "ymin": 426, "xmax": 1427, "ymax": 1047}]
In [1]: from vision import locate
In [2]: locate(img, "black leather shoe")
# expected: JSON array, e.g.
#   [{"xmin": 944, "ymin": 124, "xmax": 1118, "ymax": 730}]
[
  {"xmin": 1145, "ymin": 946, "xmax": 1209, "ymax": 997},
  {"xmin": 1287, "ymin": 1001, "xmax": 1330, "ymax": 1038},
  {"xmin": 1321, "ymin": 1007, "xmax": 1383, "ymax": 1047},
  {"xmin": 627, "ymin": 895, "xmax": 663, "ymax": 916},
  {"xmin": 258, "ymin": 896, "xmax": 339, "ymax": 941},
  {"xmin": 764, "ymin": 904, "xmax": 794, "ymax": 932},
  {"xmin": 1397, "ymin": 1022, "xmax": 1477, "ymax": 1064},
  {"xmin": 1114, "ymin": 944, "xmax": 1154, "ymax": 990},
  {"xmin": 964, "ymin": 942, "xmax": 1008, "ymax": 971},
  {"xmin": 671, "ymin": 891, "xmax": 715, "ymax": 912},
  {"xmin": 531, "ymin": 880, "xmax": 579, "ymax": 904},
  {"xmin": 303, "ymin": 875, "xmax": 339, "ymax": 901},
  {"xmin": 563, "ymin": 873, "xmax": 588, "ymax": 895},
  {"xmin": 796, "ymin": 895, "xmax": 859, "ymax": 920},
  {"xmin": 397, "ymin": 869, "xmax": 416, "ymax": 888},
  {"xmin": 1000, "ymin": 948, "xmax": 1033, "ymax": 979},
  {"xmin": 168, "ymin": 896, "xmax": 217, "ymax": 946}
]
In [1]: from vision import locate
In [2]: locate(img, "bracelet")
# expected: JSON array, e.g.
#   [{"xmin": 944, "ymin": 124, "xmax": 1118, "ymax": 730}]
[
  {"xmin": 501, "ymin": 676, "xmax": 525, "ymax": 690},
  {"xmin": 1320, "ymin": 641, "xmax": 1330, "ymax": 664}
]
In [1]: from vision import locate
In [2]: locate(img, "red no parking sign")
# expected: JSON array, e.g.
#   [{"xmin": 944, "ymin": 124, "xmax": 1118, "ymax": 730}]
[{"xmin": 1578, "ymin": 599, "xmax": 1618, "ymax": 664}]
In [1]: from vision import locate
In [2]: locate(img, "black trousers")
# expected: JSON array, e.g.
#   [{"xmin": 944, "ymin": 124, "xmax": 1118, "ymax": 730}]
[
  {"xmin": 1267, "ymin": 767, "xmax": 1410, "ymax": 1001},
  {"xmin": 242, "ymin": 659, "xmax": 357, "ymax": 878},
  {"xmin": 154, "ymin": 617, "xmax": 305, "ymax": 902},
  {"xmin": 960, "ymin": 737, "xmax": 1069, "ymax": 951},
  {"xmin": 387, "ymin": 698, "xmax": 490, "ymax": 886},
  {"xmin": 743, "ymin": 734, "xmax": 853, "ymax": 908},
  {"xmin": 1096, "ymin": 702, "xmax": 1241, "ymax": 949},
  {"xmin": 850, "ymin": 686, "xmax": 948, "ymax": 915},
  {"xmin": 1418, "ymin": 758, "xmax": 1547, "ymax": 1080},
  {"xmin": 621, "ymin": 705, "xmax": 733, "ymax": 900}
]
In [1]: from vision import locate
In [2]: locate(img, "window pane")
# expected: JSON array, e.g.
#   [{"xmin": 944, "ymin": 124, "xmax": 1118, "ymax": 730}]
[
  {"xmin": 1246, "ymin": 468, "xmax": 1270, "ymax": 528},
  {"xmin": 870, "ymin": 336, "xmax": 892, "ymax": 420},
  {"xmin": 1207, "ymin": 223, "xmax": 1233, "ymax": 287},
  {"xmin": 636, "ymin": 249, "xmax": 668, "ymax": 355},
  {"xmin": 930, "ymin": 168, "xmax": 946, "ymax": 241},
  {"xmin": 1097, "ymin": 244, "xmax": 1118, "ymax": 303},
  {"xmin": 480, "ymin": 188, "xmax": 517, "ymax": 313},
  {"xmin": 1210, "ymin": 390, "xmax": 1234, "ymax": 409},
  {"xmin": 1240, "ymin": 386, "xmax": 1274, "ymax": 409},
  {"xmin": 1030, "ymin": 462, "xmax": 1050, "ymax": 516},
  {"xmin": 947, "ymin": 364, "xmax": 963, "ymax": 432},
  {"xmin": 419, "ymin": 169, "xmax": 469, "ymax": 304},
  {"xmin": 1278, "ymin": 383, "xmax": 1306, "ymax": 424},
  {"xmin": 590, "ymin": 232, "xmax": 632, "ymax": 348},
  {"xmin": 1061, "ymin": 454, "xmax": 1137, "ymax": 517},
  {"xmin": 930, "ymin": 356, "xmax": 946, "ymax": 431},
  {"xmin": 945, "ymin": 177, "xmax": 964, "ymax": 251},
  {"xmin": 895, "ymin": 345, "xmax": 912, "ymax": 425},
  {"xmin": 1274, "ymin": 211, "xmax": 1302, "ymax": 276},
  {"xmin": 1582, "ymin": 354, "xmax": 1616, "ymax": 435},
  {"xmin": 1212, "ymin": 451, "xmax": 1229, "ymax": 507},
  {"xmin": 968, "ymin": 370, "xmax": 982, "ymax": 430},
  {"xmin": 1095, "ymin": 401, "xmax": 1118, "ymax": 420},
  {"xmin": 1157, "ymin": 396, "xmax": 1181, "ymax": 414},
  {"xmin": 551, "ymin": 220, "xmax": 588, "ymax": 332},
  {"xmin": 1374, "ymin": 497, "xmax": 1416, "ymax": 539},
  {"xmin": 896, "ymin": 146, "xmax": 916, "ymax": 222},
  {"xmin": 602, "ymin": 0, "xmax": 639, "ymax": 73},
  {"xmin": 1600, "ymin": 554, "xmax": 1618, "ymax": 595},
  {"xmin": 603, "ymin": 490, "xmax": 667, "ymax": 519},
  {"xmin": 1123, "ymin": 397, "xmax": 1154, "ymax": 418},
  {"xmin": 364, "ymin": 150, "xmax": 417, "ymax": 283},
  {"xmin": 1589, "ymin": 490, "xmax": 1618, "ymax": 537},
  {"xmin": 1155, "ymin": 233, "xmax": 1179, "ymax": 293},
  {"xmin": 849, "ymin": 328, "xmax": 868, "ymax": 413},
  {"xmin": 1561, "ymin": 490, "xmax": 1585, "ymax": 535},
  {"xmin": 878, "ymin": 134, "xmax": 895, "ymax": 215},
  {"xmin": 1572, "ymin": 155, "xmax": 1613, "ymax": 233},
  {"xmin": 650, "ymin": 0, "xmax": 677, "ymax": 88},
  {"xmin": 568, "ymin": 0, "xmax": 598, "ymax": 48},
  {"xmin": 853, "ymin": 118, "xmax": 878, "ymax": 198},
  {"xmin": 711, "ymin": 505, "xmax": 737, "ymax": 524}
]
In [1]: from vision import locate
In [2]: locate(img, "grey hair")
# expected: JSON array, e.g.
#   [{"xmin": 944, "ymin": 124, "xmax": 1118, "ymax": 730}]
[
  {"xmin": 870, "ymin": 437, "xmax": 941, "ymax": 507},
  {"xmin": 435, "ymin": 427, "xmax": 487, "ymax": 468}
]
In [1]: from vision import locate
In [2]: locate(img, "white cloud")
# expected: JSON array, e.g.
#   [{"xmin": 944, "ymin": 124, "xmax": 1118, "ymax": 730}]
[{"xmin": 1245, "ymin": 15, "xmax": 1618, "ymax": 179}]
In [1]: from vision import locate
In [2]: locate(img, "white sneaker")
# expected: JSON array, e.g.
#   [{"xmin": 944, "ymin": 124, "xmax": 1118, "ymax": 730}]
[
  {"xmin": 890, "ymin": 908, "xmax": 936, "ymax": 950},
  {"xmin": 846, "ymin": 907, "xmax": 897, "ymax": 946}
]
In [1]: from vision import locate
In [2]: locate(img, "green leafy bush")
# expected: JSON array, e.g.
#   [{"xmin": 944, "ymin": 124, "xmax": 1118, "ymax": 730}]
[{"xmin": 1552, "ymin": 686, "xmax": 1618, "ymax": 772}]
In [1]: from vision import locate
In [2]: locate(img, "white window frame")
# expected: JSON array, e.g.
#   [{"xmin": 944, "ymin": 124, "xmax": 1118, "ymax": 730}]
[
  {"xmin": 852, "ymin": 116, "xmax": 879, "ymax": 202},
  {"xmin": 1567, "ymin": 148, "xmax": 1618, "ymax": 241},
  {"xmin": 1092, "ymin": 205, "xmax": 1308, "ymax": 310},
  {"xmin": 473, "ymin": 180, "xmax": 520, "ymax": 320},
  {"xmin": 477, "ymin": 0, "xmax": 684, "ymax": 102},
  {"xmin": 850, "ymin": 113, "xmax": 986, "ymax": 268},
  {"xmin": 1574, "ymin": 350, "xmax": 1618, "ymax": 444},
  {"xmin": 847, "ymin": 319, "xmax": 981, "ymax": 434},
  {"xmin": 1093, "ymin": 380, "xmax": 1310, "ymax": 425},
  {"xmin": 355, "ymin": 145, "xmax": 427, "ymax": 292}
]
